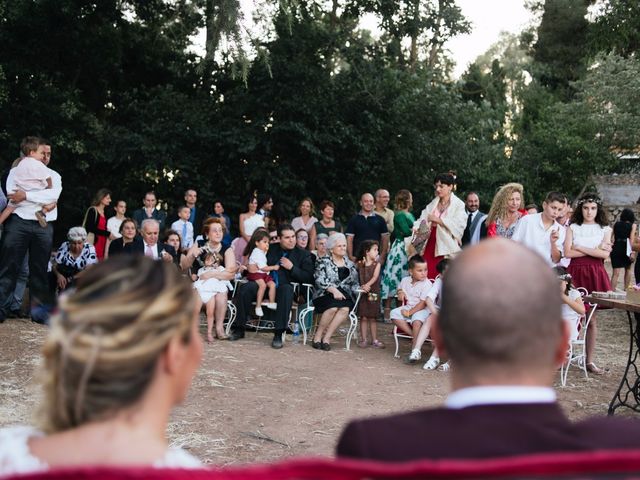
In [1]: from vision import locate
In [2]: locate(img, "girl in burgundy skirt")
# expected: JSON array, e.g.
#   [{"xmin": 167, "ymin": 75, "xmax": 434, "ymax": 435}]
[{"xmin": 564, "ymin": 193, "xmax": 612, "ymax": 375}]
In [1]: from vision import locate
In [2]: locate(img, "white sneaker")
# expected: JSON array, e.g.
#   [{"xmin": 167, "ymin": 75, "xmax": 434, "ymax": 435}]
[
  {"xmin": 408, "ymin": 349, "xmax": 422, "ymax": 362},
  {"xmin": 438, "ymin": 361, "xmax": 450, "ymax": 372},
  {"xmin": 255, "ymin": 306, "xmax": 264, "ymax": 317},
  {"xmin": 266, "ymin": 302, "xmax": 277, "ymax": 310},
  {"xmin": 423, "ymin": 355, "xmax": 440, "ymax": 370}
]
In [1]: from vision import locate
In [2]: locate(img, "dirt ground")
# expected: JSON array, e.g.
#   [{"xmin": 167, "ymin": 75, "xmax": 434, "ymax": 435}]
[{"xmin": 0, "ymin": 305, "xmax": 635, "ymax": 467}]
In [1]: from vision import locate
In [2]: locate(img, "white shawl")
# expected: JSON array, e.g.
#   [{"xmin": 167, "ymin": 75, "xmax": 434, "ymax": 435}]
[{"xmin": 414, "ymin": 193, "xmax": 467, "ymax": 257}]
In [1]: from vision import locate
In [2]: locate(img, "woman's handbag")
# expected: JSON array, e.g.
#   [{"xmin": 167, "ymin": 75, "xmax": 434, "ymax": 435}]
[
  {"xmin": 408, "ymin": 219, "xmax": 430, "ymax": 256},
  {"xmin": 82, "ymin": 207, "xmax": 97, "ymax": 245}
]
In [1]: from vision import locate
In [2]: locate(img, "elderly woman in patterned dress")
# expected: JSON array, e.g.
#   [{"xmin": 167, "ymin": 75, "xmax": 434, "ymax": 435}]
[{"xmin": 52, "ymin": 226, "xmax": 98, "ymax": 292}]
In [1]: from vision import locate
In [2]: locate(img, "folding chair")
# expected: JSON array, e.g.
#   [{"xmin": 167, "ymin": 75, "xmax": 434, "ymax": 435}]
[
  {"xmin": 560, "ymin": 287, "xmax": 598, "ymax": 386},
  {"xmin": 299, "ymin": 289, "xmax": 363, "ymax": 350}
]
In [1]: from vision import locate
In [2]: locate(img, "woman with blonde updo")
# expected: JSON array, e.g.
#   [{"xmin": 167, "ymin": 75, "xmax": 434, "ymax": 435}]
[
  {"xmin": 0, "ymin": 256, "xmax": 203, "ymax": 475},
  {"xmin": 485, "ymin": 183, "xmax": 527, "ymax": 239}
]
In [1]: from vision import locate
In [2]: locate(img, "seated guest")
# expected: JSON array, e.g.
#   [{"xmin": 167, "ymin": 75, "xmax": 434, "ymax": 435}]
[
  {"xmin": 311, "ymin": 233, "xmax": 360, "ymax": 351},
  {"xmin": 52, "ymin": 227, "xmax": 97, "ymax": 292},
  {"xmin": 107, "ymin": 218, "xmax": 137, "ymax": 257},
  {"xmin": 313, "ymin": 233, "xmax": 329, "ymax": 259},
  {"xmin": 0, "ymin": 256, "xmax": 203, "ymax": 475},
  {"xmin": 184, "ymin": 218, "xmax": 237, "ymax": 343},
  {"xmin": 229, "ymin": 224, "xmax": 315, "ymax": 349},
  {"xmin": 163, "ymin": 230, "xmax": 191, "ymax": 272},
  {"xmin": 390, "ymin": 255, "xmax": 432, "ymax": 356},
  {"xmin": 337, "ymin": 239, "xmax": 640, "ymax": 461},
  {"xmin": 125, "ymin": 219, "xmax": 177, "ymax": 265},
  {"xmin": 296, "ymin": 228, "xmax": 310, "ymax": 250}
]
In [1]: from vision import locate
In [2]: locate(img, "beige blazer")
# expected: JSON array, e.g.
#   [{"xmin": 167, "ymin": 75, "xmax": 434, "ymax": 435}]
[{"xmin": 414, "ymin": 193, "xmax": 467, "ymax": 257}]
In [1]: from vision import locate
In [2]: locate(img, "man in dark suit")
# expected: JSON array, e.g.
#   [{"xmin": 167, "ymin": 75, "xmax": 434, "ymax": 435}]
[
  {"xmin": 460, "ymin": 191, "xmax": 487, "ymax": 246},
  {"xmin": 167, "ymin": 189, "xmax": 206, "ymax": 236},
  {"xmin": 125, "ymin": 219, "xmax": 178, "ymax": 265},
  {"xmin": 337, "ymin": 238, "xmax": 640, "ymax": 461},
  {"xmin": 132, "ymin": 191, "xmax": 167, "ymax": 231},
  {"xmin": 229, "ymin": 223, "xmax": 315, "ymax": 349}
]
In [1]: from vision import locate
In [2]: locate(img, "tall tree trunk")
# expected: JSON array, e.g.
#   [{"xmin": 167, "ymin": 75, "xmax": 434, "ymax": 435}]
[
  {"xmin": 408, "ymin": 0, "xmax": 420, "ymax": 70},
  {"xmin": 201, "ymin": 0, "xmax": 217, "ymax": 93}
]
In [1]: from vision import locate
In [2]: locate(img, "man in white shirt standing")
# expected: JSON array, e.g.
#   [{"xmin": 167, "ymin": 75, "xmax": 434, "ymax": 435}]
[
  {"xmin": 337, "ymin": 239, "xmax": 640, "ymax": 461},
  {"xmin": 511, "ymin": 191, "xmax": 566, "ymax": 265},
  {"xmin": 0, "ymin": 137, "xmax": 62, "ymax": 324}
]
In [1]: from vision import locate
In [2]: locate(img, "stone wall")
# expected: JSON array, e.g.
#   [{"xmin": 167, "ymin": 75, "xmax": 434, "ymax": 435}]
[{"xmin": 592, "ymin": 174, "xmax": 640, "ymax": 222}]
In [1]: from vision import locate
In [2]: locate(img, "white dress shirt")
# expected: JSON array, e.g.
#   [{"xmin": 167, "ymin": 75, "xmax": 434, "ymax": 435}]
[
  {"xmin": 145, "ymin": 243, "xmax": 159, "ymax": 259},
  {"xmin": 511, "ymin": 213, "xmax": 565, "ymax": 265},
  {"xmin": 445, "ymin": 385, "xmax": 557, "ymax": 409},
  {"xmin": 7, "ymin": 166, "xmax": 62, "ymax": 221}
]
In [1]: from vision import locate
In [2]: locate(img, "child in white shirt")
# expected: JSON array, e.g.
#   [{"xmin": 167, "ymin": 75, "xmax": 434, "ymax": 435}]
[
  {"xmin": 0, "ymin": 156, "xmax": 53, "ymax": 227},
  {"xmin": 243, "ymin": 229, "xmax": 280, "ymax": 317},
  {"xmin": 391, "ymin": 255, "xmax": 432, "ymax": 354},
  {"xmin": 170, "ymin": 206, "xmax": 194, "ymax": 252}
]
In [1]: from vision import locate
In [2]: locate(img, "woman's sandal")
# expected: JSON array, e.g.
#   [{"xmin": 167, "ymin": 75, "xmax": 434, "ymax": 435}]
[
  {"xmin": 586, "ymin": 362, "xmax": 608, "ymax": 375},
  {"xmin": 206, "ymin": 333, "xmax": 214, "ymax": 344},
  {"xmin": 372, "ymin": 339, "xmax": 385, "ymax": 349},
  {"xmin": 215, "ymin": 333, "xmax": 229, "ymax": 340}
]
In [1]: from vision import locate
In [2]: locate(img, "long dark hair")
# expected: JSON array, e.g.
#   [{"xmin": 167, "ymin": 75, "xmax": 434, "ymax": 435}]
[
  {"xmin": 243, "ymin": 228, "xmax": 269, "ymax": 257},
  {"xmin": 570, "ymin": 193, "xmax": 608, "ymax": 227}
]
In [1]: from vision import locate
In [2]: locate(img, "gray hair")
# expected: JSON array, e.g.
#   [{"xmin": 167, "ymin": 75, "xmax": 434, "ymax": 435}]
[
  {"xmin": 316, "ymin": 233, "xmax": 329, "ymax": 242},
  {"xmin": 326, "ymin": 232, "xmax": 346, "ymax": 251},
  {"xmin": 140, "ymin": 219, "xmax": 159, "ymax": 231},
  {"xmin": 67, "ymin": 227, "xmax": 88, "ymax": 242}
]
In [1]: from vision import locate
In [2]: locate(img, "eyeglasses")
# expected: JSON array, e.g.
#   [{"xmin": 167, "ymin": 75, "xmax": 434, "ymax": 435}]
[{"xmin": 298, "ymin": 236, "xmax": 308, "ymax": 240}]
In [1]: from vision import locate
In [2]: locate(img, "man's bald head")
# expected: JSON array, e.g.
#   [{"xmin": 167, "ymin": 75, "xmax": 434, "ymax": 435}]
[{"xmin": 436, "ymin": 239, "xmax": 566, "ymax": 385}]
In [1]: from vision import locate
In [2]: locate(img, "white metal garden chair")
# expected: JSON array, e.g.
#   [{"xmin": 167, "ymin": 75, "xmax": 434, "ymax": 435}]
[{"xmin": 560, "ymin": 287, "xmax": 598, "ymax": 386}]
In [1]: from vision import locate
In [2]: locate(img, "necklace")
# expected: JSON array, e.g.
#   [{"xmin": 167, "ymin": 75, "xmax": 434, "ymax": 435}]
[{"xmin": 437, "ymin": 200, "xmax": 450, "ymax": 213}]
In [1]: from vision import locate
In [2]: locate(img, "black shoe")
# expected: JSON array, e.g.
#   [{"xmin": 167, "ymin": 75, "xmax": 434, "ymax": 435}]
[
  {"xmin": 7, "ymin": 310, "xmax": 21, "ymax": 319},
  {"xmin": 271, "ymin": 336, "xmax": 283, "ymax": 349},
  {"xmin": 321, "ymin": 342, "xmax": 331, "ymax": 351},
  {"xmin": 228, "ymin": 331, "xmax": 245, "ymax": 341},
  {"xmin": 312, "ymin": 341, "xmax": 322, "ymax": 350}
]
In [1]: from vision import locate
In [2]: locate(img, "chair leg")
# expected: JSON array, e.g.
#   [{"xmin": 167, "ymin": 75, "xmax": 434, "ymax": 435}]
[
  {"xmin": 225, "ymin": 301, "xmax": 237, "ymax": 336},
  {"xmin": 560, "ymin": 344, "xmax": 571, "ymax": 387},
  {"xmin": 394, "ymin": 333, "xmax": 401, "ymax": 358},
  {"xmin": 345, "ymin": 313, "xmax": 358, "ymax": 351}
]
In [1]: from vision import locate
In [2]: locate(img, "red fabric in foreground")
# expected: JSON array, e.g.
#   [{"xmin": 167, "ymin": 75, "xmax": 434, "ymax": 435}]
[{"xmin": 8, "ymin": 450, "xmax": 640, "ymax": 480}]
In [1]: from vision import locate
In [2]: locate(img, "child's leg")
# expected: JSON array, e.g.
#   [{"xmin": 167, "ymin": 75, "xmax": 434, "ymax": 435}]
[
  {"xmin": 393, "ymin": 318, "xmax": 413, "ymax": 336},
  {"xmin": 255, "ymin": 279, "xmax": 266, "ymax": 305},
  {"xmin": 359, "ymin": 317, "xmax": 369, "ymax": 344},
  {"xmin": 369, "ymin": 317, "xmax": 378, "ymax": 341},
  {"xmin": 412, "ymin": 315, "xmax": 432, "ymax": 351},
  {"xmin": 0, "ymin": 205, "xmax": 15, "ymax": 225},
  {"xmin": 267, "ymin": 280, "xmax": 276, "ymax": 303},
  {"xmin": 410, "ymin": 320, "xmax": 423, "ymax": 349}
]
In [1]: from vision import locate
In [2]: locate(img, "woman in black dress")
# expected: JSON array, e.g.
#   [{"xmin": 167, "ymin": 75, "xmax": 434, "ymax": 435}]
[{"xmin": 611, "ymin": 208, "xmax": 636, "ymax": 291}]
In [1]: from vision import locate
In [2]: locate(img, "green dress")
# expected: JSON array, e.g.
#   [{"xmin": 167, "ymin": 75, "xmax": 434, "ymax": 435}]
[{"xmin": 381, "ymin": 210, "xmax": 415, "ymax": 299}]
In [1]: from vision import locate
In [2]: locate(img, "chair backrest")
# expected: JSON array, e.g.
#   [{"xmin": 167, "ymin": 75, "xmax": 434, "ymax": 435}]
[
  {"xmin": 16, "ymin": 451, "xmax": 640, "ymax": 480},
  {"xmin": 577, "ymin": 287, "xmax": 598, "ymax": 334}
]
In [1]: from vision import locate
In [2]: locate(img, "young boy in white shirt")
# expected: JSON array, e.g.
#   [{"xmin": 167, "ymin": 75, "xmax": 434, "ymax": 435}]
[
  {"xmin": 391, "ymin": 255, "xmax": 432, "ymax": 353},
  {"xmin": 511, "ymin": 191, "xmax": 566, "ymax": 266},
  {"xmin": 170, "ymin": 206, "xmax": 194, "ymax": 252}
]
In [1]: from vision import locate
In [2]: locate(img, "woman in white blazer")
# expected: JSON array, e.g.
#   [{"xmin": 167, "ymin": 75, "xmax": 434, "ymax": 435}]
[{"xmin": 414, "ymin": 172, "xmax": 467, "ymax": 279}]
